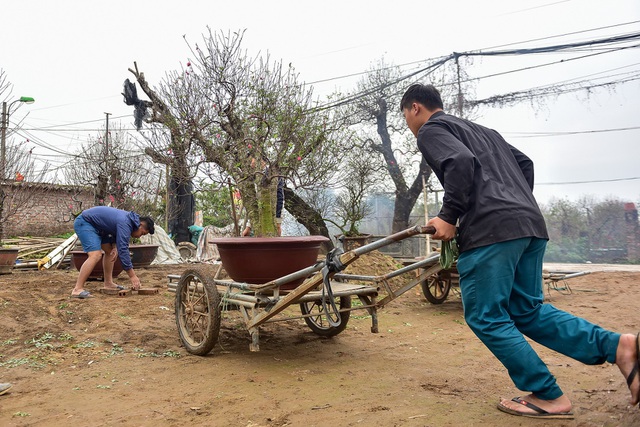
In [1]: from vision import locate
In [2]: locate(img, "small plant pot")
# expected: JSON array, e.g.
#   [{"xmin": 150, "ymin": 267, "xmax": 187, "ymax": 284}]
[
  {"xmin": 335, "ymin": 234, "xmax": 372, "ymax": 252},
  {"xmin": 0, "ymin": 247, "xmax": 19, "ymax": 274}
]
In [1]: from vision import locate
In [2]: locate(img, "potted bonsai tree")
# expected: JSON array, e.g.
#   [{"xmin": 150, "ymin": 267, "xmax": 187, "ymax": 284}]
[{"xmin": 128, "ymin": 29, "xmax": 349, "ymax": 287}]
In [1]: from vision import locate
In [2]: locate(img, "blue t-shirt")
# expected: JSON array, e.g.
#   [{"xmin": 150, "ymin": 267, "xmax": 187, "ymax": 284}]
[{"xmin": 81, "ymin": 206, "xmax": 140, "ymax": 270}]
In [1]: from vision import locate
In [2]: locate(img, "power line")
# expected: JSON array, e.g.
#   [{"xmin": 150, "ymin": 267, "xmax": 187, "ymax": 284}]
[
  {"xmin": 22, "ymin": 114, "xmax": 130, "ymax": 130},
  {"xmin": 21, "ymin": 127, "xmax": 139, "ymax": 132},
  {"xmin": 469, "ymin": 69, "xmax": 640, "ymax": 107},
  {"xmin": 537, "ymin": 176, "xmax": 640, "ymax": 185},
  {"xmin": 465, "ymin": 44, "xmax": 640, "ymax": 84},
  {"xmin": 29, "ymin": 95, "xmax": 122, "ymax": 112},
  {"xmin": 497, "ymin": 0, "xmax": 572, "ymax": 17},
  {"xmin": 463, "ymin": 31, "xmax": 640, "ymax": 57},
  {"xmin": 478, "ymin": 20, "xmax": 640, "ymax": 51},
  {"xmin": 505, "ymin": 125, "xmax": 640, "ymax": 138},
  {"xmin": 13, "ymin": 130, "xmax": 77, "ymax": 157},
  {"xmin": 305, "ymin": 21, "xmax": 640, "ymax": 87},
  {"xmin": 310, "ymin": 30, "xmax": 640, "ymax": 112}
]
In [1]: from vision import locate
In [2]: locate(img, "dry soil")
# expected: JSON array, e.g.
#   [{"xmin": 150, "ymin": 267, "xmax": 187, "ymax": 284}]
[{"xmin": 0, "ymin": 254, "xmax": 639, "ymax": 427}]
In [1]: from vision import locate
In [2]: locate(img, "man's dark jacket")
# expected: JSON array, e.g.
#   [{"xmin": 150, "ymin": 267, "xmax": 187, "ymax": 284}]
[{"xmin": 416, "ymin": 111, "xmax": 548, "ymax": 253}]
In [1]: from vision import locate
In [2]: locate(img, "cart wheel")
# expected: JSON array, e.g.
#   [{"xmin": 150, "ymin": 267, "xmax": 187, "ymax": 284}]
[
  {"xmin": 300, "ymin": 296, "xmax": 351, "ymax": 337},
  {"xmin": 175, "ymin": 267, "xmax": 221, "ymax": 355},
  {"xmin": 421, "ymin": 271, "xmax": 451, "ymax": 304}
]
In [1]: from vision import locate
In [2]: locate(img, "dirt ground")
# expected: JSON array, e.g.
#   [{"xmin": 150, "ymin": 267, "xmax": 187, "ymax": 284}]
[{"xmin": 1, "ymin": 253, "xmax": 639, "ymax": 427}]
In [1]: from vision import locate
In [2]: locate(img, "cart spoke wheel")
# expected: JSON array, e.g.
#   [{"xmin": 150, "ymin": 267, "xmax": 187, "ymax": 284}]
[
  {"xmin": 300, "ymin": 296, "xmax": 351, "ymax": 337},
  {"xmin": 421, "ymin": 272, "xmax": 451, "ymax": 304},
  {"xmin": 175, "ymin": 267, "xmax": 221, "ymax": 355}
]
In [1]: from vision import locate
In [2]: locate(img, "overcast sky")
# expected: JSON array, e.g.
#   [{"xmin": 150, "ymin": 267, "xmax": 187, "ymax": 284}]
[{"xmin": 1, "ymin": 0, "xmax": 639, "ymax": 205}]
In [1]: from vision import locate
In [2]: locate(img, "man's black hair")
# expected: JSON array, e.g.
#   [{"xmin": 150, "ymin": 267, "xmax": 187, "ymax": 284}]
[
  {"xmin": 399, "ymin": 83, "xmax": 444, "ymax": 111},
  {"xmin": 140, "ymin": 216, "xmax": 155, "ymax": 235}
]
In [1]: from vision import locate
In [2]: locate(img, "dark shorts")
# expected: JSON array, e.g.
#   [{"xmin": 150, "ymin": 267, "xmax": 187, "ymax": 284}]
[{"xmin": 74, "ymin": 215, "xmax": 115, "ymax": 252}]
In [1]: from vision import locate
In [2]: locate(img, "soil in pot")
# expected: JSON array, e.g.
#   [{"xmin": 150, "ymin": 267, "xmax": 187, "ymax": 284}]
[{"xmin": 336, "ymin": 234, "xmax": 372, "ymax": 252}]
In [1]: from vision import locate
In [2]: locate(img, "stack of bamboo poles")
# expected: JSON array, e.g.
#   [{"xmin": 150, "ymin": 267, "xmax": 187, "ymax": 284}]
[{"xmin": 1, "ymin": 236, "xmax": 77, "ymax": 269}]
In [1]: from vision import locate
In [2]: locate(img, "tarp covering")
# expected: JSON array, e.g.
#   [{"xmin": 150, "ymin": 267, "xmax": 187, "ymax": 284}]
[
  {"xmin": 196, "ymin": 224, "xmax": 236, "ymax": 263},
  {"xmin": 139, "ymin": 225, "xmax": 182, "ymax": 265}
]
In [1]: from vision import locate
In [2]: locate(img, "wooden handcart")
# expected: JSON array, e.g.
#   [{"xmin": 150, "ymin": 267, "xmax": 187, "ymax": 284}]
[
  {"xmin": 172, "ymin": 225, "xmax": 591, "ymax": 355},
  {"xmin": 418, "ymin": 263, "xmax": 591, "ymax": 304},
  {"xmin": 172, "ymin": 225, "xmax": 442, "ymax": 355}
]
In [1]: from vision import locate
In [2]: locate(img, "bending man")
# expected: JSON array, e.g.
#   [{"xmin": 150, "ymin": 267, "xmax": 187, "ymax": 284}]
[{"xmin": 71, "ymin": 206, "xmax": 155, "ymax": 298}]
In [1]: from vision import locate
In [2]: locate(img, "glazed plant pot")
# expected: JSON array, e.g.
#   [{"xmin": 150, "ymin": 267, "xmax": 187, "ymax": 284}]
[
  {"xmin": 212, "ymin": 236, "xmax": 329, "ymax": 290},
  {"xmin": 0, "ymin": 247, "xmax": 19, "ymax": 274},
  {"xmin": 336, "ymin": 234, "xmax": 372, "ymax": 252},
  {"xmin": 129, "ymin": 244, "xmax": 159, "ymax": 268},
  {"xmin": 70, "ymin": 244, "xmax": 159, "ymax": 279},
  {"xmin": 70, "ymin": 251, "xmax": 124, "ymax": 279}
]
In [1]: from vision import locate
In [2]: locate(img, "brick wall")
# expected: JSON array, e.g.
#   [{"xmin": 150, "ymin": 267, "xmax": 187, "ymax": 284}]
[{"xmin": 1, "ymin": 182, "xmax": 94, "ymax": 237}]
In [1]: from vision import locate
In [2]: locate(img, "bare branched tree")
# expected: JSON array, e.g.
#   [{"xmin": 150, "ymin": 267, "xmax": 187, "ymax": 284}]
[
  {"xmin": 326, "ymin": 147, "xmax": 383, "ymax": 237},
  {"xmin": 0, "ymin": 69, "xmax": 51, "ymax": 239},
  {"xmin": 127, "ymin": 63, "xmax": 204, "ymax": 242},
  {"xmin": 63, "ymin": 123, "xmax": 163, "ymax": 218},
  {"xmin": 348, "ymin": 59, "xmax": 432, "ymax": 233},
  {"xmin": 179, "ymin": 29, "xmax": 349, "ymax": 237},
  {"xmin": 0, "ymin": 141, "xmax": 51, "ymax": 238},
  {"xmin": 346, "ymin": 56, "xmax": 479, "ymax": 233}
]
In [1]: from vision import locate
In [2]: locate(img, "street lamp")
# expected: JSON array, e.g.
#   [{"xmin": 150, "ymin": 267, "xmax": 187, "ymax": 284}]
[{"xmin": 1, "ymin": 96, "xmax": 35, "ymax": 181}]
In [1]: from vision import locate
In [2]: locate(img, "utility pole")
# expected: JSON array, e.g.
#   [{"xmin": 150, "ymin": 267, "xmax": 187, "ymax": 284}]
[
  {"xmin": 1, "ymin": 97, "xmax": 35, "ymax": 182},
  {"xmin": 422, "ymin": 173, "xmax": 431, "ymax": 256},
  {"xmin": 104, "ymin": 112, "xmax": 111, "ymax": 176},
  {"xmin": 454, "ymin": 52, "xmax": 464, "ymax": 117},
  {"xmin": 1, "ymin": 102, "xmax": 7, "ymax": 182}
]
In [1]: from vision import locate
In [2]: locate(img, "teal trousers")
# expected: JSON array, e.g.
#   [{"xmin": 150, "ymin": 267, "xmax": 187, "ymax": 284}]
[{"xmin": 456, "ymin": 237, "xmax": 620, "ymax": 400}]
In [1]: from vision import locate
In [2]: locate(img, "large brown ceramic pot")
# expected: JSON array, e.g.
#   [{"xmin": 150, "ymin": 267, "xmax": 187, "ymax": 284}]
[
  {"xmin": 70, "ymin": 244, "xmax": 159, "ymax": 279},
  {"xmin": 212, "ymin": 236, "xmax": 329, "ymax": 290},
  {"xmin": 0, "ymin": 247, "xmax": 19, "ymax": 274},
  {"xmin": 129, "ymin": 244, "xmax": 159, "ymax": 268},
  {"xmin": 70, "ymin": 251, "xmax": 124, "ymax": 279}
]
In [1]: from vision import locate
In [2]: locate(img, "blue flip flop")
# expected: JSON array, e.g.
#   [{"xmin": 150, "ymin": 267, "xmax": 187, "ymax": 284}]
[
  {"xmin": 71, "ymin": 290, "xmax": 92, "ymax": 299},
  {"xmin": 497, "ymin": 397, "xmax": 574, "ymax": 419}
]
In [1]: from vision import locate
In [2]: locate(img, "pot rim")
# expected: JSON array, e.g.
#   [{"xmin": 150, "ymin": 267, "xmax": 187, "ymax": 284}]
[{"xmin": 212, "ymin": 236, "xmax": 329, "ymax": 244}]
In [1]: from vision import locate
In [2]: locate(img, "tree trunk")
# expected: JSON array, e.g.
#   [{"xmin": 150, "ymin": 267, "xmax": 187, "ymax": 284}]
[
  {"xmin": 95, "ymin": 174, "xmax": 108, "ymax": 206},
  {"xmin": 130, "ymin": 65, "xmax": 195, "ymax": 244},
  {"xmin": 283, "ymin": 187, "xmax": 334, "ymax": 253},
  {"xmin": 371, "ymin": 99, "xmax": 433, "ymax": 233},
  {"xmin": 168, "ymin": 176, "xmax": 194, "ymax": 244},
  {"xmin": 255, "ymin": 178, "xmax": 277, "ymax": 237},
  {"xmin": 391, "ymin": 192, "xmax": 415, "ymax": 233},
  {"xmin": 0, "ymin": 188, "xmax": 5, "ymax": 240}
]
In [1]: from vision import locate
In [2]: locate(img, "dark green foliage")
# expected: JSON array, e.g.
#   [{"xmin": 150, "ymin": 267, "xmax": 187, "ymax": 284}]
[{"xmin": 541, "ymin": 197, "xmax": 632, "ymax": 263}]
